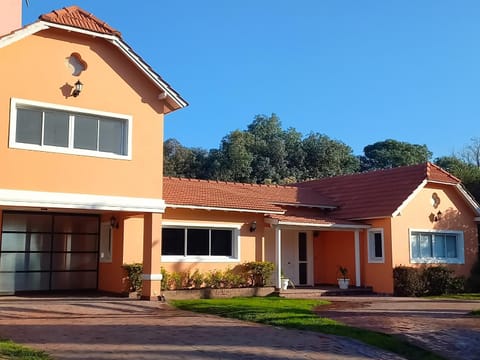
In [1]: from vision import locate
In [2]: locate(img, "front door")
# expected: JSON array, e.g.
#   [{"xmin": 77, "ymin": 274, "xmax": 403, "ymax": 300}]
[{"xmin": 281, "ymin": 230, "xmax": 313, "ymax": 286}]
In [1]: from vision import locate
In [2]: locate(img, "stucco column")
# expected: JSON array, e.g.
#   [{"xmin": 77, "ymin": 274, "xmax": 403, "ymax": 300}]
[
  {"xmin": 141, "ymin": 212, "xmax": 162, "ymax": 300},
  {"xmin": 354, "ymin": 230, "xmax": 361, "ymax": 287},
  {"xmin": 274, "ymin": 225, "xmax": 282, "ymax": 289}
]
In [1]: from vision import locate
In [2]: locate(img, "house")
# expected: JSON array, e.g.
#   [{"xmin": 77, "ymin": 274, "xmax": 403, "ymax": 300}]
[
  {"xmin": 162, "ymin": 163, "xmax": 480, "ymax": 294},
  {"xmin": 0, "ymin": 2, "xmax": 187, "ymax": 299},
  {"xmin": 1, "ymin": 3, "xmax": 478, "ymax": 298}
]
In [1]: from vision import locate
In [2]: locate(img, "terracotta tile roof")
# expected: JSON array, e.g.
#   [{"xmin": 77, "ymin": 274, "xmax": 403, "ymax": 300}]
[
  {"xmin": 296, "ymin": 162, "xmax": 460, "ymax": 220},
  {"xmin": 40, "ymin": 6, "xmax": 121, "ymax": 37},
  {"xmin": 266, "ymin": 207, "xmax": 365, "ymax": 227},
  {"xmin": 163, "ymin": 177, "xmax": 335, "ymax": 213}
]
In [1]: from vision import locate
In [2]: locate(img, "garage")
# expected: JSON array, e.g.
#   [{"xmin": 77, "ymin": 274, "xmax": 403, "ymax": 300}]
[{"xmin": 0, "ymin": 212, "xmax": 100, "ymax": 294}]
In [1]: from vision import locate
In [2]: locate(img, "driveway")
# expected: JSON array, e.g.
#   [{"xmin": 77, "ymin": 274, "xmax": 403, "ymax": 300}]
[
  {"xmin": 318, "ymin": 296, "xmax": 480, "ymax": 360},
  {"xmin": 0, "ymin": 296, "xmax": 404, "ymax": 360}
]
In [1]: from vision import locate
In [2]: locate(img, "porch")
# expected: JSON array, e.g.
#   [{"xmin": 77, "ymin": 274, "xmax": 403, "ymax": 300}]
[{"xmin": 277, "ymin": 285, "xmax": 374, "ymax": 298}]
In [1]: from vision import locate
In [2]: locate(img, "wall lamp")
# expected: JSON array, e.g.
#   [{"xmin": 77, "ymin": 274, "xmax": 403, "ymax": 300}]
[
  {"xmin": 249, "ymin": 221, "xmax": 257, "ymax": 232},
  {"xmin": 429, "ymin": 211, "xmax": 443, "ymax": 222},
  {"xmin": 72, "ymin": 80, "xmax": 83, "ymax": 97},
  {"xmin": 110, "ymin": 216, "xmax": 119, "ymax": 229}
]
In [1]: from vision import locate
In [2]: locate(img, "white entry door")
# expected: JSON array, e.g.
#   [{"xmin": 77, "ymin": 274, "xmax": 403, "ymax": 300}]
[{"xmin": 281, "ymin": 230, "xmax": 313, "ymax": 286}]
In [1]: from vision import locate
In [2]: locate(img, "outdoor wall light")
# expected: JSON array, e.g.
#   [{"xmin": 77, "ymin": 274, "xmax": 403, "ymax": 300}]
[
  {"xmin": 72, "ymin": 80, "xmax": 83, "ymax": 97},
  {"xmin": 249, "ymin": 221, "xmax": 257, "ymax": 232},
  {"xmin": 429, "ymin": 211, "xmax": 443, "ymax": 222},
  {"xmin": 110, "ymin": 216, "xmax": 119, "ymax": 229}
]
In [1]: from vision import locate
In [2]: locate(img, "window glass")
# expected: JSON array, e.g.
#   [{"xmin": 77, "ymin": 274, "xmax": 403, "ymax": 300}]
[
  {"xmin": 374, "ymin": 233, "xmax": 383, "ymax": 258},
  {"xmin": 44, "ymin": 111, "xmax": 69, "ymax": 147},
  {"xmin": 211, "ymin": 229, "xmax": 232, "ymax": 256},
  {"xmin": 16, "ymin": 108, "xmax": 42, "ymax": 145},
  {"xmin": 74, "ymin": 115, "xmax": 98, "ymax": 151},
  {"xmin": 187, "ymin": 229, "xmax": 209, "ymax": 255},
  {"xmin": 434, "ymin": 234, "xmax": 446, "ymax": 258},
  {"xmin": 410, "ymin": 231, "xmax": 462, "ymax": 263},
  {"xmin": 419, "ymin": 234, "xmax": 432, "ymax": 258},
  {"xmin": 162, "ymin": 228, "xmax": 185, "ymax": 255},
  {"xmin": 99, "ymin": 119, "xmax": 125, "ymax": 155},
  {"xmin": 446, "ymin": 235, "xmax": 457, "ymax": 258}
]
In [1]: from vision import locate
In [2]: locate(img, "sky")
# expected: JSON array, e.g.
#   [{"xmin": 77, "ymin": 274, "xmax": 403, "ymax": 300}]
[{"xmin": 22, "ymin": 1, "xmax": 480, "ymax": 158}]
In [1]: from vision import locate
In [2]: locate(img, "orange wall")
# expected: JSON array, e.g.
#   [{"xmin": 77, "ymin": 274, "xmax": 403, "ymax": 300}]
[
  {"xmin": 313, "ymin": 230, "xmax": 357, "ymax": 285},
  {"xmin": 0, "ymin": 29, "xmax": 165, "ymax": 198},
  {"xmin": 392, "ymin": 184, "xmax": 478, "ymax": 278}
]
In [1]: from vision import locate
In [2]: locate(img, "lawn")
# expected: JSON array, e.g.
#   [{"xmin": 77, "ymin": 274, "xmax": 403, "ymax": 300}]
[
  {"xmin": 429, "ymin": 293, "xmax": 480, "ymax": 315},
  {"xmin": 172, "ymin": 297, "xmax": 444, "ymax": 360},
  {"xmin": 0, "ymin": 339, "xmax": 51, "ymax": 360}
]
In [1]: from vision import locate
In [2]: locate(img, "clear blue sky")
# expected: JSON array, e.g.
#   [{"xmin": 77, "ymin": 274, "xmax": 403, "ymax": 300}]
[{"xmin": 23, "ymin": 1, "xmax": 480, "ymax": 158}]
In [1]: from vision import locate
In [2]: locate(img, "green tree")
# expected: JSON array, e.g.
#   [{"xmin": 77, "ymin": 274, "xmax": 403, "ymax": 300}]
[
  {"xmin": 435, "ymin": 155, "xmax": 480, "ymax": 201},
  {"xmin": 360, "ymin": 139, "xmax": 432, "ymax": 171},
  {"xmin": 302, "ymin": 132, "xmax": 359, "ymax": 179},
  {"xmin": 215, "ymin": 130, "xmax": 254, "ymax": 182},
  {"xmin": 164, "ymin": 138, "xmax": 208, "ymax": 178}
]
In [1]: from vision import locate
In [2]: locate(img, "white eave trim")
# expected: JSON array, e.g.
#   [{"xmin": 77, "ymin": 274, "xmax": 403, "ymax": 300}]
[
  {"xmin": 0, "ymin": 189, "xmax": 166, "ymax": 212},
  {"xmin": 165, "ymin": 203, "xmax": 284, "ymax": 215},
  {"xmin": 0, "ymin": 21, "xmax": 187, "ymax": 110},
  {"xmin": 391, "ymin": 180, "xmax": 427, "ymax": 217},
  {"xmin": 265, "ymin": 218, "xmax": 370, "ymax": 230},
  {"xmin": 272, "ymin": 202, "xmax": 337, "ymax": 210}
]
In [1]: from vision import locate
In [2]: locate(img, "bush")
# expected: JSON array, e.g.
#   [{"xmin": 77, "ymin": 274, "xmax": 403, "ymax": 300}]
[
  {"xmin": 243, "ymin": 261, "xmax": 275, "ymax": 287},
  {"xmin": 393, "ymin": 265, "xmax": 465, "ymax": 297},
  {"xmin": 122, "ymin": 263, "xmax": 143, "ymax": 293},
  {"xmin": 466, "ymin": 259, "xmax": 480, "ymax": 292},
  {"xmin": 393, "ymin": 266, "xmax": 424, "ymax": 296}
]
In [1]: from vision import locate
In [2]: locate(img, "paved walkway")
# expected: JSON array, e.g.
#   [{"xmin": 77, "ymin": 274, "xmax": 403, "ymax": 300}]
[
  {"xmin": 0, "ymin": 296, "xmax": 405, "ymax": 360},
  {"xmin": 318, "ymin": 296, "xmax": 480, "ymax": 360}
]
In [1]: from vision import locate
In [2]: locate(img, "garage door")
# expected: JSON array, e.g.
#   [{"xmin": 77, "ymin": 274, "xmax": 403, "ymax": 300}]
[{"xmin": 0, "ymin": 212, "xmax": 99, "ymax": 294}]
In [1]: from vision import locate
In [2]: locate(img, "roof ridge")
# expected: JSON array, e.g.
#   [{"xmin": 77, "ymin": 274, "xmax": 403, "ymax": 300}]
[{"xmin": 164, "ymin": 176, "xmax": 297, "ymax": 189}]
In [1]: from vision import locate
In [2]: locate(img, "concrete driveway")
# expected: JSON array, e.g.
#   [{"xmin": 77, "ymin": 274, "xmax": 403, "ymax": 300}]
[
  {"xmin": 318, "ymin": 296, "xmax": 480, "ymax": 360},
  {"xmin": 0, "ymin": 296, "xmax": 405, "ymax": 360}
]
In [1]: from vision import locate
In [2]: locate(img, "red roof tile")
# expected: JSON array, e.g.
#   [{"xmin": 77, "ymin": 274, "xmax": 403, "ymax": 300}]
[
  {"xmin": 296, "ymin": 162, "xmax": 460, "ymax": 219},
  {"xmin": 163, "ymin": 177, "xmax": 335, "ymax": 213},
  {"xmin": 40, "ymin": 6, "xmax": 121, "ymax": 37}
]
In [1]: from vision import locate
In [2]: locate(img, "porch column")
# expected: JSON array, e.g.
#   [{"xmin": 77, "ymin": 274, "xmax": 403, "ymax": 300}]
[
  {"xmin": 354, "ymin": 230, "xmax": 361, "ymax": 287},
  {"xmin": 141, "ymin": 212, "xmax": 163, "ymax": 300},
  {"xmin": 274, "ymin": 225, "xmax": 282, "ymax": 289}
]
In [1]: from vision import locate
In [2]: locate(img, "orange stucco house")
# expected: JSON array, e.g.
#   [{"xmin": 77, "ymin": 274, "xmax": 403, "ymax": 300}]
[{"xmin": 1, "ymin": 3, "xmax": 478, "ymax": 297}]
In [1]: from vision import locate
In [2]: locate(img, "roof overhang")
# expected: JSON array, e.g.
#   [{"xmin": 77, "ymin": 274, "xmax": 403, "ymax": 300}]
[
  {"xmin": 265, "ymin": 217, "xmax": 370, "ymax": 230},
  {"xmin": 165, "ymin": 203, "xmax": 284, "ymax": 215},
  {"xmin": 0, "ymin": 21, "xmax": 188, "ymax": 112}
]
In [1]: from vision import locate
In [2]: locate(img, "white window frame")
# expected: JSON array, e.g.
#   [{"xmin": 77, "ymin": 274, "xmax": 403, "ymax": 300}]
[
  {"xmin": 409, "ymin": 228, "xmax": 465, "ymax": 264},
  {"xmin": 9, "ymin": 98, "xmax": 132, "ymax": 160},
  {"xmin": 161, "ymin": 221, "xmax": 241, "ymax": 263},
  {"xmin": 99, "ymin": 222, "xmax": 113, "ymax": 263},
  {"xmin": 368, "ymin": 228, "xmax": 384, "ymax": 263}
]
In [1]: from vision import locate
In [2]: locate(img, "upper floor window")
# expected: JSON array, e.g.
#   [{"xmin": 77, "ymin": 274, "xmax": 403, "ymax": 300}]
[
  {"xmin": 368, "ymin": 228, "xmax": 384, "ymax": 263},
  {"xmin": 10, "ymin": 98, "xmax": 132, "ymax": 160},
  {"xmin": 410, "ymin": 230, "xmax": 464, "ymax": 264}
]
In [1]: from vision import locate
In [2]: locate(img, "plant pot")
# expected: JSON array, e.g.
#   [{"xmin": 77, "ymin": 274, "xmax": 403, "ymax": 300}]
[
  {"xmin": 281, "ymin": 278, "xmax": 289, "ymax": 290},
  {"xmin": 337, "ymin": 278, "xmax": 350, "ymax": 290}
]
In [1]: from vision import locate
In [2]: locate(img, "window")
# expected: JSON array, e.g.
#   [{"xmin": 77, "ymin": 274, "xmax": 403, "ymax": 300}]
[
  {"xmin": 99, "ymin": 223, "xmax": 112, "ymax": 263},
  {"xmin": 162, "ymin": 226, "xmax": 238, "ymax": 262},
  {"xmin": 410, "ymin": 230, "xmax": 464, "ymax": 264},
  {"xmin": 10, "ymin": 98, "xmax": 131, "ymax": 159},
  {"xmin": 368, "ymin": 228, "xmax": 384, "ymax": 263}
]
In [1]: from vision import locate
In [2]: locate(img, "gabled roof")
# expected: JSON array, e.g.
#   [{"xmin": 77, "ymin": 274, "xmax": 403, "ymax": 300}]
[
  {"xmin": 296, "ymin": 162, "xmax": 462, "ymax": 220},
  {"xmin": 40, "ymin": 6, "xmax": 121, "ymax": 37},
  {"xmin": 0, "ymin": 6, "xmax": 187, "ymax": 112},
  {"xmin": 163, "ymin": 177, "xmax": 336, "ymax": 214}
]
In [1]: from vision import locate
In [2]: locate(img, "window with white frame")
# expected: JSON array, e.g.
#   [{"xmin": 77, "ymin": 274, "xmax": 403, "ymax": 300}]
[
  {"xmin": 410, "ymin": 230, "xmax": 464, "ymax": 264},
  {"xmin": 161, "ymin": 226, "xmax": 240, "ymax": 262},
  {"xmin": 368, "ymin": 228, "xmax": 384, "ymax": 263},
  {"xmin": 10, "ymin": 98, "xmax": 131, "ymax": 159}
]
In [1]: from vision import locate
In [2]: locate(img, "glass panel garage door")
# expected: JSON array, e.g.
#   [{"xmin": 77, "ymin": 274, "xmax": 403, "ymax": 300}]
[{"xmin": 0, "ymin": 212, "xmax": 99, "ymax": 294}]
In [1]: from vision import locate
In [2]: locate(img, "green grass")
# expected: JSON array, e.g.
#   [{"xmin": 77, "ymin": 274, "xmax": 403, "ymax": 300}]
[
  {"xmin": 428, "ymin": 293, "xmax": 480, "ymax": 300},
  {"xmin": 0, "ymin": 339, "xmax": 51, "ymax": 360},
  {"xmin": 172, "ymin": 297, "xmax": 444, "ymax": 360},
  {"xmin": 471, "ymin": 309, "xmax": 480, "ymax": 316}
]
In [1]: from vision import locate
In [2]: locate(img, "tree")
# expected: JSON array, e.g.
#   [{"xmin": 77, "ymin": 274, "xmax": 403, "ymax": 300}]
[
  {"xmin": 435, "ymin": 155, "xmax": 480, "ymax": 201},
  {"xmin": 302, "ymin": 132, "xmax": 359, "ymax": 179},
  {"xmin": 360, "ymin": 139, "xmax": 432, "ymax": 171},
  {"xmin": 215, "ymin": 130, "xmax": 254, "ymax": 182},
  {"xmin": 163, "ymin": 138, "xmax": 208, "ymax": 178}
]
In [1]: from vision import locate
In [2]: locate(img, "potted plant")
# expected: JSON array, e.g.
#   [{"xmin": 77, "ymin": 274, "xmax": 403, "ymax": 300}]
[
  {"xmin": 337, "ymin": 266, "xmax": 350, "ymax": 289},
  {"xmin": 281, "ymin": 271, "xmax": 290, "ymax": 290}
]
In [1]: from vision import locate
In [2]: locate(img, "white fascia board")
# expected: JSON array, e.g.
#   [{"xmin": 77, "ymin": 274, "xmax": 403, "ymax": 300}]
[
  {"xmin": 391, "ymin": 180, "xmax": 427, "ymax": 217},
  {"xmin": 165, "ymin": 203, "xmax": 284, "ymax": 215},
  {"xmin": 0, "ymin": 22, "xmax": 49, "ymax": 48},
  {"xmin": 456, "ymin": 184, "xmax": 480, "ymax": 216},
  {"xmin": 265, "ymin": 217, "xmax": 370, "ymax": 230},
  {"xmin": 0, "ymin": 189, "xmax": 165, "ymax": 212}
]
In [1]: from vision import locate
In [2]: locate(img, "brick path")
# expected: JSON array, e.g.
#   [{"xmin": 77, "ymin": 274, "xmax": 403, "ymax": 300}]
[
  {"xmin": 0, "ymin": 296, "xmax": 405, "ymax": 360},
  {"xmin": 318, "ymin": 296, "xmax": 480, "ymax": 360}
]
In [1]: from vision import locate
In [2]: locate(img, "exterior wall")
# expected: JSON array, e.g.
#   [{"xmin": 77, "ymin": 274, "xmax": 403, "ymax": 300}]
[
  {"xmin": 160, "ymin": 208, "xmax": 262, "ymax": 274},
  {"xmin": 0, "ymin": 0, "xmax": 21, "ymax": 37},
  {"xmin": 313, "ymin": 230, "xmax": 356, "ymax": 285},
  {"xmin": 362, "ymin": 219, "xmax": 393, "ymax": 294},
  {"xmin": 0, "ymin": 29, "xmax": 165, "ymax": 199},
  {"xmin": 391, "ymin": 184, "xmax": 478, "ymax": 278}
]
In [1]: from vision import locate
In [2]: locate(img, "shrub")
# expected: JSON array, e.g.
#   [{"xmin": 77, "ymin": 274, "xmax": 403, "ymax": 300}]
[
  {"xmin": 393, "ymin": 266, "xmax": 424, "ymax": 296},
  {"xmin": 160, "ymin": 267, "xmax": 169, "ymax": 291},
  {"xmin": 466, "ymin": 259, "xmax": 480, "ymax": 292},
  {"xmin": 422, "ymin": 265, "xmax": 454, "ymax": 296},
  {"xmin": 122, "ymin": 263, "xmax": 143, "ymax": 293},
  {"xmin": 204, "ymin": 269, "xmax": 225, "ymax": 288},
  {"xmin": 190, "ymin": 269, "xmax": 204, "ymax": 288},
  {"xmin": 243, "ymin": 261, "xmax": 275, "ymax": 287}
]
